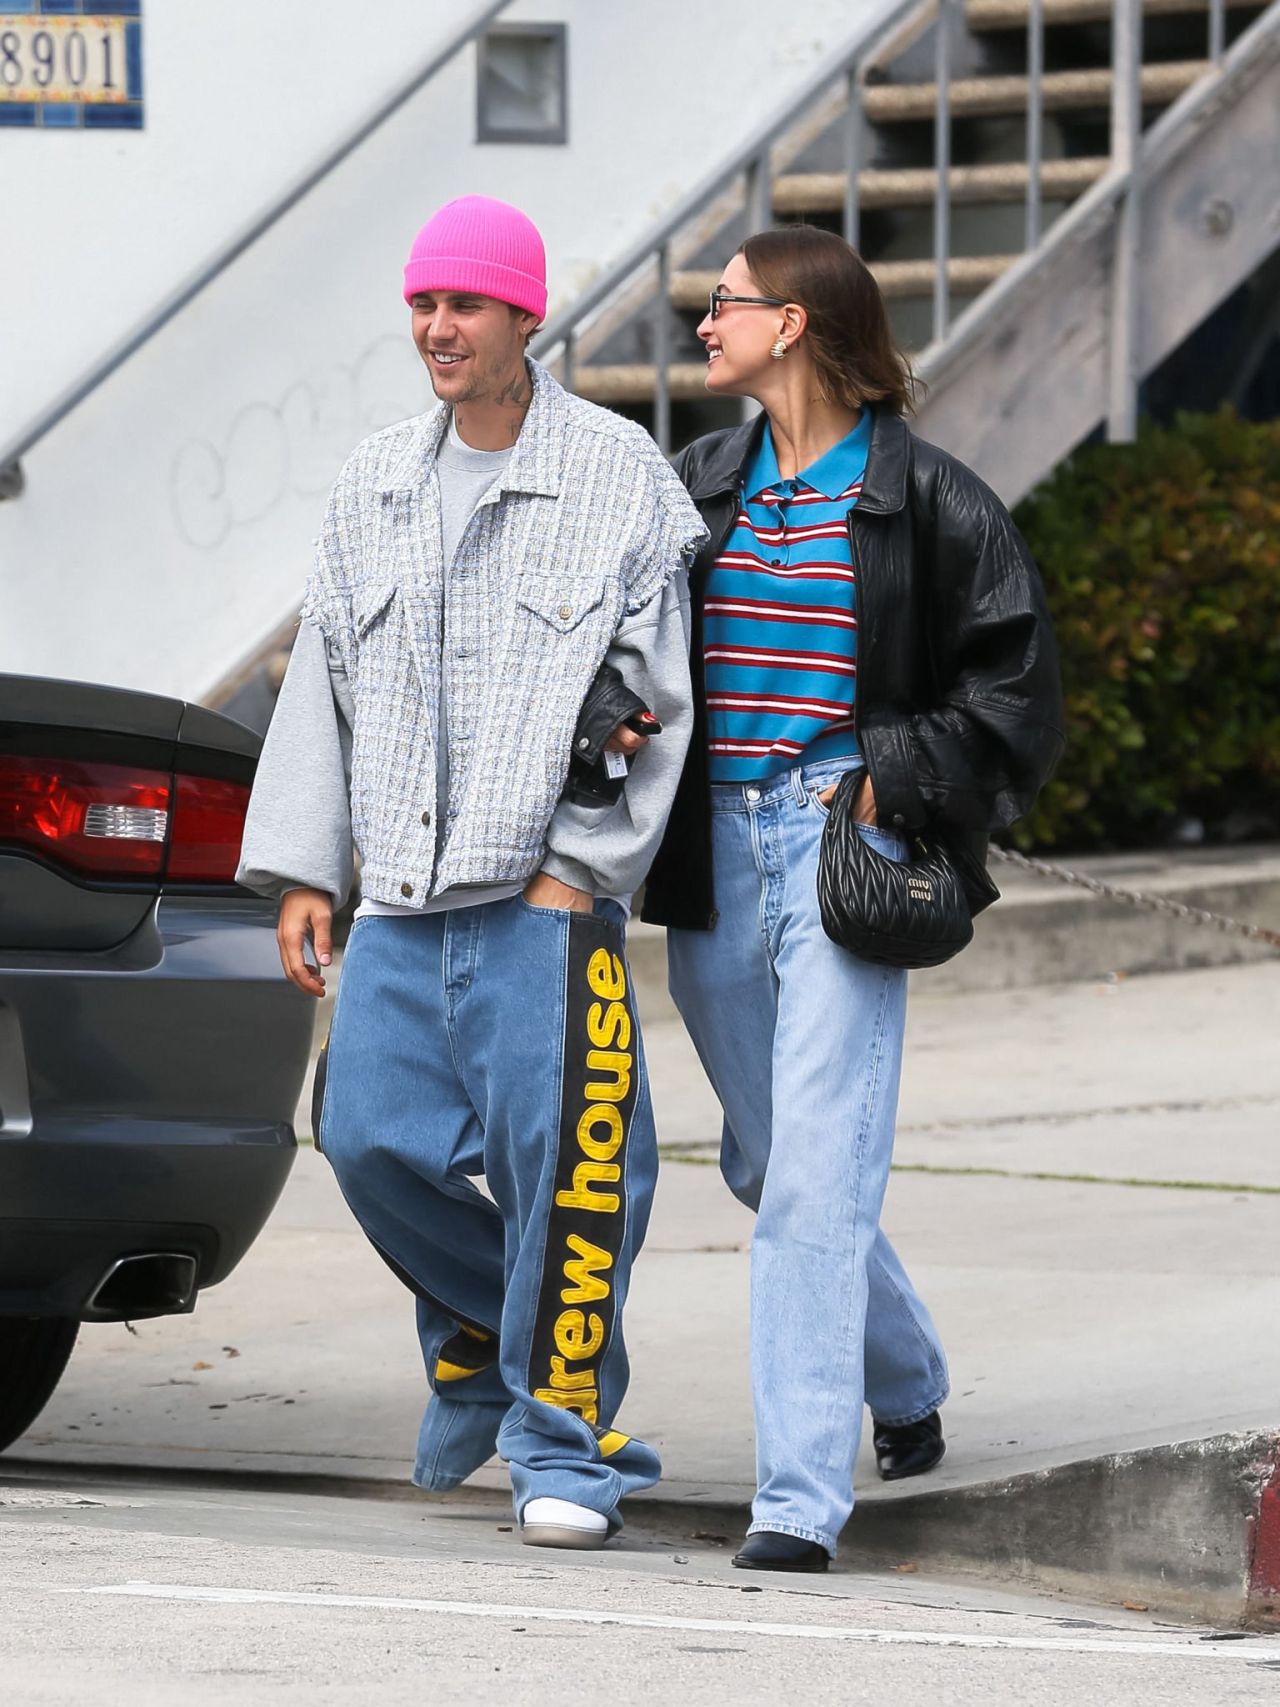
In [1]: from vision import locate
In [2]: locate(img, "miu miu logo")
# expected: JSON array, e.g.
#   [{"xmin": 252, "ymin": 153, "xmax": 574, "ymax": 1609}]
[{"xmin": 907, "ymin": 876, "xmax": 935, "ymax": 903}]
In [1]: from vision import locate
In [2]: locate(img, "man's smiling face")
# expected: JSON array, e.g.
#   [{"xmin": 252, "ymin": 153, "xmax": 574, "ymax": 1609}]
[{"xmin": 410, "ymin": 290, "xmax": 538, "ymax": 404}]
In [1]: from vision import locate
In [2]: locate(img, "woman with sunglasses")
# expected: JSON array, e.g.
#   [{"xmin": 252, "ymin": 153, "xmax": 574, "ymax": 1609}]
[{"xmin": 642, "ymin": 225, "xmax": 1062, "ymax": 1572}]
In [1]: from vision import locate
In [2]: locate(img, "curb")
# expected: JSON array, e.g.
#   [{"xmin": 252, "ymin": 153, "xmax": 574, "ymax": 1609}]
[
  {"xmin": 622, "ymin": 847, "xmax": 1280, "ymax": 1016},
  {"xmin": 839, "ymin": 1429, "xmax": 1280, "ymax": 1630},
  {"xmin": 933, "ymin": 852, "xmax": 1280, "ymax": 994},
  {"xmin": 622, "ymin": 1429, "xmax": 1280, "ymax": 1628},
  {"xmin": 14, "ymin": 1428, "xmax": 1279, "ymax": 1628}
]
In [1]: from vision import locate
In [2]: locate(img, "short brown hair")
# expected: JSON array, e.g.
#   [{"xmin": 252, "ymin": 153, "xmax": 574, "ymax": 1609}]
[{"xmin": 739, "ymin": 225, "xmax": 918, "ymax": 415}]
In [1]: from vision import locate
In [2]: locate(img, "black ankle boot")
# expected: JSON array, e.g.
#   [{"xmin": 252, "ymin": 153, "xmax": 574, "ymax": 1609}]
[
  {"xmin": 732, "ymin": 1532, "xmax": 830, "ymax": 1573},
  {"xmin": 873, "ymin": 1409, "xmax": 945, "ymax": 1481}
]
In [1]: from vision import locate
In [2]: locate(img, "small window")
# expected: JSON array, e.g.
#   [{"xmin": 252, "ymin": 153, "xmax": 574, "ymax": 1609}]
[{"xmin": 476, "ymin": 23, "xmax": 567, "ymax": 145}]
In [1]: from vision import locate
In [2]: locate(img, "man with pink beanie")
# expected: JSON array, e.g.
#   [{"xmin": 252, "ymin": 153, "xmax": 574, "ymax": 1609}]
[{"xmin": 239, "ymin": 196, "xmax": 706, "ymax": 1550}]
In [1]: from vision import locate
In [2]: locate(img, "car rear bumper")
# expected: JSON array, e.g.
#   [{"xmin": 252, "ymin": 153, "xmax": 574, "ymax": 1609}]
[
  {"xmin": 0, "ymin": 1119, "xmax": 295, "ymax": 1318},
  {"xmin": 0, "ymin": 895, "xmax": 312, "ymax": 1320}
]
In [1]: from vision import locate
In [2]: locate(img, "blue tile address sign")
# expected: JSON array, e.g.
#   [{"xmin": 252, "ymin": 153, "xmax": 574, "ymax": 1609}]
[{"xmin": 0, "ymin": 3, "xmax": 143, "ymax": 129}]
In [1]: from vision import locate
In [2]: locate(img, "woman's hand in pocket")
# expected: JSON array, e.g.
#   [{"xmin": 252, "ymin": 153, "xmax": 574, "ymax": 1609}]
[{"xmin": 818, "ymin": 773, "xmax": 878, "ymax": 825}]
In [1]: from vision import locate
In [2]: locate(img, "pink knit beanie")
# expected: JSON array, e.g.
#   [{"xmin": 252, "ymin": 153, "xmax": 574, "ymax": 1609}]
[{"xmin": 402, "ymin": 195, "xmax": 547, "ymax": 319}]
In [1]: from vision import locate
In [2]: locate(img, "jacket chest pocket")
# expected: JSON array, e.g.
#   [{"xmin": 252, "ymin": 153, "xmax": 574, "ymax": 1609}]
[
  {"xmin": 515, "ymin": 575, "xmax": 610, "ymax": 637},
  {"xmin": 350, "ymin": 581, "xmax": 418, "ymax": 706},
  {"xmin": 354, "ymin": 582, "xmax": 398, "ymax": 638},
  {"xmin": 508, "ymin": 577, "xmax": 616, "ymax": 712}
]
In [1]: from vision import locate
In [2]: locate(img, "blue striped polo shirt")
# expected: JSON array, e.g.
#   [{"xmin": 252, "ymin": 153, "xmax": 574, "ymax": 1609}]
[{"xmin": 704, "ymin": 412, "xmax": 871, "ymax": 782}]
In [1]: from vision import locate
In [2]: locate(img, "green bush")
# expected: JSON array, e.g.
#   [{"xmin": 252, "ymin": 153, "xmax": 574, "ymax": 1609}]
[{"xmin": 1010, "ymin": 408, "xmax": 1280, "ymax": 849}]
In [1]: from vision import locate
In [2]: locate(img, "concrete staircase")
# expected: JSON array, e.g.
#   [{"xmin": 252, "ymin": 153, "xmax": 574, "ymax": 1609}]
[{"xmin": 536, "ymin": 0, "xmax": 1277, "ymax": 501}]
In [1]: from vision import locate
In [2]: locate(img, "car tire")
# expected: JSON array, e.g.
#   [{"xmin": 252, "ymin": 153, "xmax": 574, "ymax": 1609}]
[{"xmin": 0, "ymin": 1317, "xmax": 80, "ymax": 1453}]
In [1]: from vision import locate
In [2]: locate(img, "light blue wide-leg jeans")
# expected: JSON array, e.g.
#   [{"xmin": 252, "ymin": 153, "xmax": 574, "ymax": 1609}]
[
  {"xmin": 318, "ymin": 895, "xmax": 661, "ymax": 1527},
  {"xmin": 667, "ymin": 757, "xmax": 949, "ymax": 1556}
]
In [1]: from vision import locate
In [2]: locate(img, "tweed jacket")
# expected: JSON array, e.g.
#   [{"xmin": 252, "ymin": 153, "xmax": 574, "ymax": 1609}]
[{"xmin": 270, "ymin": 361, "xmax": 706, "ymax": 908}]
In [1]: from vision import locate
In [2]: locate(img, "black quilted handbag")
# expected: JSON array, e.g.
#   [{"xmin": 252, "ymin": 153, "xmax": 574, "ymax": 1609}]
[{"xmin": 816, "ymin": 771, "xmax": 1000, "ymax": 969}]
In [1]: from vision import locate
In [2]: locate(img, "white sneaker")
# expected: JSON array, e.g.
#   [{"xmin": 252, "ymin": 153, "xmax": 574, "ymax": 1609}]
[{"xmin": 520, "ymin": 1496, "xmax": 611, "ymax": 1550}]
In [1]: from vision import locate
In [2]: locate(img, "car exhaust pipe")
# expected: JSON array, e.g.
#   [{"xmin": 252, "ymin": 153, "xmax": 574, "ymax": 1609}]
[{"xmin": 83, "ymin": 1252, "xmax": 199, "ymax": 1322}]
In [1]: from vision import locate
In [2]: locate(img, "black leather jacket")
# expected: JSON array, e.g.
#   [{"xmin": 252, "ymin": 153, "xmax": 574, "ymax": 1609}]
[
  {"xmin": 642, "ymin": 407, "xmax": 1065, "ymax": 931},
  {"xmin": 567, "ymin": 662, "xmax": 649, "ymax": 805}
]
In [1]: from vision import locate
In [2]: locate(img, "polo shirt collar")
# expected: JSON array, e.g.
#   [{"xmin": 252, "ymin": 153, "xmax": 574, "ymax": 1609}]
[
  {"xmin": 804, "ymin": 408, "xmax": 873, "ymax": 497},
  {"xmin": 743, "ymin": 423, "xmax": 782, "ymax": 502},
  {"xmin": 744, "ymin": 409, "xmax": 873, "ymax": 502}
]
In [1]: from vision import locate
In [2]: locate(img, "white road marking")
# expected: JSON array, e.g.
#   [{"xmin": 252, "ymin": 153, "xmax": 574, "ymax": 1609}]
[
  {"xmin": 0, "ymin": 1491, "xmax": 152, "ymax": 1511},
  {"xmin": 75, "ymin": 1582, "xmax": 1280, "ymax": 1661}
]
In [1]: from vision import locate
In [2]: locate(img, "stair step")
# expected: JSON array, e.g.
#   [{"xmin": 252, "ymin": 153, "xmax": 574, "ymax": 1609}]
[
  {"xmin": 862, "ymin": 58, "xmax": 1209, "ymax": 120},
  {"xmin": 773, "ymin": 156, "xmax": 1108, "ymax": 212},
  {"xmin": 966, "ymin": 0, "xmax": 1255, "ymax": 28},
  {"xmin": 572, "ymin": 365, "xmax": 714, "ymax": 405},
  {"xmin": 572, "ymin": 256, "xmax": 1022, "ymax": 403},
  {"xmin": 669, "ymin": 255, "xmax": 1017, "ymax": 313}
]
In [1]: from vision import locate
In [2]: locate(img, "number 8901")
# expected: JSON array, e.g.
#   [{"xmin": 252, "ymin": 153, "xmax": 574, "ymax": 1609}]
[{"xmin": 0, "ymin": 21, "xmax": 123, "ymax": 102}]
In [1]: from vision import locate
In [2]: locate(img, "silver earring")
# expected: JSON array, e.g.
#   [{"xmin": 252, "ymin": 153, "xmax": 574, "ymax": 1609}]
[{"xmin": 771, "ymin": 339, "xmax": 788, "ymax": 361}]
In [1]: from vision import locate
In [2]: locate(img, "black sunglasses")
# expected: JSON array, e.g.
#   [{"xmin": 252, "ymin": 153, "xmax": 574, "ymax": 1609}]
[{"xmin": 708, "ymin": 288, "xmax": 789, "ymax": 320}]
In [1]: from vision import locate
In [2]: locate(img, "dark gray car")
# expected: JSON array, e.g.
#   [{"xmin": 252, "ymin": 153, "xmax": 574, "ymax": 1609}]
[{"xmin": 0, "ymin": 674, "xmax": 314, "ymax": 1451}]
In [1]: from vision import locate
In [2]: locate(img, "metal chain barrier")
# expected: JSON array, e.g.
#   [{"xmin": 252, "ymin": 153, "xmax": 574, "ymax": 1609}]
[{"xmin": 988, "ymin": 846, "xmax": 1280, "ymax": 952}]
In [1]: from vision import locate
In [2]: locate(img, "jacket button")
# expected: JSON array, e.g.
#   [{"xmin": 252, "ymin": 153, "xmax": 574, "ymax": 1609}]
[
  {"xmin": 558, "ymin": 604, "xmax": 573, "ymax": 621},
  {"xmin": 400, "ymin": 881, "xmax": 414, "ymax": 898},
  {"xmin": 421, "ymin": 811, "xmax": 431, "ymax": 828},
  {"xmin": 892, "ymin": 814, "xmax": 905, "ymax": 827},
  {"xmin": 578, "ymin": 736, "xmax": 591, "ymax": 750}
]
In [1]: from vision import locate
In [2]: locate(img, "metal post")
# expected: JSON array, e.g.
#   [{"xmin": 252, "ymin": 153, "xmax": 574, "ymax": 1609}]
[
  {"xmin": 1208, "ymin": 0, "xmax": 1226, "ymax": 63},
  {"xmin": 562, "ymin": 329, "xmax": 576, "ymax": 397},
  {"xmin": 933, "ymin": 0, "xmax": 953, "ymax": 344},
  {"xmin": 744, "ymin": 149, "xmax": 773, "ymax": 238},
  {"xmin": 654, "ymin": 246, "xmax": 672, "ymax": 456},
  {"xmin": 1107, "ymin": 0, "xmax": 1143, "ymax": 442},
  {"xmin": 741, "ymin": 152, "xmax": 771, "ymax": 423},
  {"xmin": 844, "ymin": 67, "xmax": 865, "ymax": 250},
  {"xmin": 1025, "ymin": 0, "xmax": 1044, "ymax": 250}
]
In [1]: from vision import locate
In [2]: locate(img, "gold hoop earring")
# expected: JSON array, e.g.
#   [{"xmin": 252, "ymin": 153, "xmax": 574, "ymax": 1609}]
[{"xmin": 771, "ymin": 339, "xmax": 788, "ymax": 361}]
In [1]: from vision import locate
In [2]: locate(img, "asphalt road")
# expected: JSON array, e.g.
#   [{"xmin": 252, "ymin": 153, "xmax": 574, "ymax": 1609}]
[{"xmin": 2, "ymin": 1465, "xmax": 1278, "ymax": 1706}]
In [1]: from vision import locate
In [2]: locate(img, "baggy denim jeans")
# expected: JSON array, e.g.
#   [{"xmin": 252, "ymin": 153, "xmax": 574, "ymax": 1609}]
[
  {"xmin": 667, "ymin": 757, "xmax": 949, "ymax": 1555},
  {"xmin": 317, "ymin": 895, "xmax": 661, "ymax": 1526}
]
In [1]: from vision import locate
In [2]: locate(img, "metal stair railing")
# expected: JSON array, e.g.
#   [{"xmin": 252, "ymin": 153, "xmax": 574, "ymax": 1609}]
[
  {"xmin": 533, "ymin": 0, "xmax": 1239, "ymax": 454},
  {"xmin": 533, "ymin": 0, "xmax": 933, "ymax": 453},
  {"xmin": 918, "ymin": 0, "xmax": 1280, "ymax": 442},
  {"xmin": 0, "ymin": 0, "xmax": 513, "ymax": 489},
  {"xmin": 920, "ymin": 0, "xmax": 1275, "ymax": 455}
]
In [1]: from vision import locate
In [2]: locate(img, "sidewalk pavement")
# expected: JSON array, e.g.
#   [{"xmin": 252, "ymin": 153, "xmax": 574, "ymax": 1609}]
[{"xmin": 14, "ymin": 955, "xmax": 1280, "ymax": 1618}]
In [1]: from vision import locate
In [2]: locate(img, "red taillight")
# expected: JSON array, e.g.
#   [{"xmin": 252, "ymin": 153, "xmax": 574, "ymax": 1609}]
[
  {"xmin": 0, "ymin": 755, "xmax": 170, "ymax": 878},
  {"xmin": 166, "ymin": 773, "xmax": 252, "ymax": 884},
  {"xmin": 0, "ymin": 756, "xmax": 251, "ymax": 886}
]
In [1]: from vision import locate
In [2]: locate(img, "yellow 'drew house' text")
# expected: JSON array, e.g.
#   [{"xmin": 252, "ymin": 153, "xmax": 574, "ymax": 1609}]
[{"xmin": 534, "ymin": 946, "xmax": 633, "ymax": 1425}]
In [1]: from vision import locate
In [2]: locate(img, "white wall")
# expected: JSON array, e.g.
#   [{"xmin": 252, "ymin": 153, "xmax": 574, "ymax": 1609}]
[
  {"xmin": 1, "ymin": 0, "xmax": 892, "ymax": 701},
  {"xmin": 2, "ymin": 0, "xmax": 488, "ymax": 440}
]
